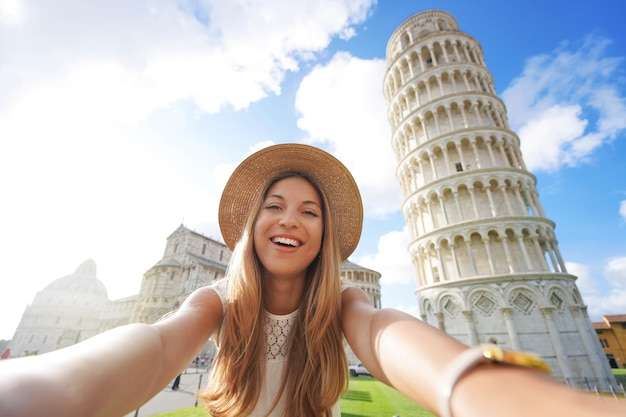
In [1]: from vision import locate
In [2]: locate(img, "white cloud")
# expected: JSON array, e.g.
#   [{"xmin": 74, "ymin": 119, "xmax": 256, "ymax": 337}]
[
  {"xmin": 0, "ymin": 0, "xmax": 22, "ymax": 26},
  {"xmin": 620, "ymin": 200, "xmax": 626, "ymax": 222},
  {"xmin": 516, "ymin": 105, "xmax": 588, "ymax": 172},
  {"xmin": 393, "ymin": 303, "xmax": 421, "ymax": 318},
  {"xmin": 357, "ymin": 227, "xmax": 413, "ymax": 285},
  {"xmin": 0, "ymin": 0, "xmax": 376, "ymax": 118},
  {"xmin": 213, "ymin": 140, "xmax": 277, "ymax": 194},
  {"xmin": 584, "ymin": 289, "xmax": 626, "ymax": 321},
  {"xmin": 0, "ymin": 0, "xmax": 376, "ymax": 339},
  {"xmin": 605, "ymin": 257, "xmax": 626, "ymax": 289},
  {"xmin": 566, "ymin": 262, "xmax": 596, "ymax": 295},
  {"xmin": 502, "ymin": 35, "xmax": 626, "ymax": 172},
  {"xmin": 566, "ymin": 260, "xmax": 626, "ymax": 321},
  {"xmin": 295, "ymin": 52, "xmax": 401, "ymax": 218}
]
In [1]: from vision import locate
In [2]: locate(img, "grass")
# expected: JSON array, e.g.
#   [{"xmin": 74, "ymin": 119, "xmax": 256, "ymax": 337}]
[
  {"xmin": 149, "ymin": 408, "xmax": 207, "ymax": 417},
  {"xmin": 150, "ymin": 372, "xmax": 626, "ymax": 417},
  {"xmin": 341, "ymin": 376, "xmax": 435, "ymax": 417},
  {"xmin": 148, "ymin": 376, "xmax": 433, "ymax": 417}
]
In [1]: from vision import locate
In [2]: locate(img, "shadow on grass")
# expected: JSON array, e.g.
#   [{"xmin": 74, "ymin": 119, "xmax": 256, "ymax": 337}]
[{"xmin": 342, "ymin": 390, "xmax": 372, "ymax": 402}]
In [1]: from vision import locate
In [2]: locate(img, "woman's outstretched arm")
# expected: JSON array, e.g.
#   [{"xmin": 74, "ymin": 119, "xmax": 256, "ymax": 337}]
[
  {"xmin": 341, "ymin": 286, "xmax": 625, "ymax": 417},
  {"xmin": 0, "ymin": 286, "xmax": 223, "ymax": 417}
]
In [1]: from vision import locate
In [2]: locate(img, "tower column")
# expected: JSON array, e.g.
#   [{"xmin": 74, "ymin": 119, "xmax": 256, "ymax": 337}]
[
  {"xmin": 483, "ymin": 238, "xmax": 496, "ymax": 274},
  {"xmin": 427, "ymin": 152, "xmax": 438, "ymax": 180},
  {"xmin": 438, "ymin": 193, "xmax": 450, "ymax": 225},
  {"xmin": 444, "ymin": 105, "xmax": 454, "ymax": 132},
  {"xmin": 435, "ymin": 312, "xmax": 445, "ymax": 331},
  {"xmin": 569, "ymin": 306, "xmax": 611, "ymax": 385},
  {"xmin": 464, "ymin": 239, "xmax": 478, "ymax": 276},
  {"xmin": 460, "ymin": 102, "xmax": 470, "ymax": 128},
  {"xmin": 470, "ymin": 139, "xmax": 482, "ymax": 168},
  {"xmin": 501, "ymin": 236, "xmax": 515, "ymax": 273},
  {"xmin": 530, "ymin": 236, "xmax": 551, "ymax": 271},
  {"xmin": 545, "ymin": 241, "xmax": 560, "ymax": 272},
  {"xmin": 436, "ymin": 246, "xmax": 446, "ymax": 282},
  {"xmin": 452, "ymin": 41, "xmax": 461, "ymax": 62},
  {"xmin": 540, "ymin": 307, "xmax": 574, "ymax": 379},
  {"xmin": 436, "ymin": 74, "xmax": 444, "ymax": 97},
  {"xmin": 418, "ymin": 202, "xmax": 427, "ymax": 235},
  {"xmin": 486, "ymin": 138, "xmax": 497, "ymax": 167},
  {"xmin": 442, "ymin": 145, "xmax": 452, "ymax": 176},
  {"xmin": 468, "ymin": 187, "xmax": 480, "ymax": 219},
  {"xmin": 497, "ymin": 139, "xmax": 509, "ymax": 166},
  {"xmin": 516, "ymin": 235, "xmax": 533, "ymax": 271},
  {"xmin": 428, "ymin": 46, "xmax": 438, "ymax": 66},
  {"xmin": 457, "ymin": 142, "xmax": 468, "ymax": 171},
  {"xmin": 500, "ymin": 185, "xmax": 514, "ymax": 215},
  {"xmin": 501, "ymin": 307, "xmax": 521, "ymax": 350},
  {"xmin": 513, "ymin": 185, "xmax": 526, "ymax": 215},
  {"xmin": 453, "ymin": 190, "xmax": 463, "ymax": 221},
  {"xmin": 462, "ymin": 310, "xmax": 478, "ymax": 345},
  {"xmin": 450, "ymin": 244, "xmax": 461, "ymax": 279},
  {"xmin": 485, "ymin": 187, "xmax": 496, "ymax": 217}
]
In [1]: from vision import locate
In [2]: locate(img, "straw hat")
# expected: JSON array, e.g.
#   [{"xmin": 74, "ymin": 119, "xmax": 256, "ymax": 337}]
[{"xmin": 218, "ymin": 143, "xmax": 363, "ymax": 261}]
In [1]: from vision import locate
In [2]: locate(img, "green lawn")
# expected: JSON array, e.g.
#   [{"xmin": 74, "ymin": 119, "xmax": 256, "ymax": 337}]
[
  {"xmin": 148, "ymin": 376, "xmax": 433, "ymax": 417},
  {"xmin": 341, "ymin": 376, "xmax": 435, "ymax": 417},
  {"xmin": 146, "ymin": 370, "xmax": 626, "ymax": 417},
  {"xmin": 149, "ymin": 409, "xmax": 207, "ymax": 417}
]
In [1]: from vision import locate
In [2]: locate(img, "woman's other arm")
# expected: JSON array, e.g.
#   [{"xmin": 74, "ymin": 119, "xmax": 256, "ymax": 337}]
[
  {"xmin": 0, "ymin": 286, "xmax": 223, "ymax": 417},
  {"xmin": 341, "ymin": 286, "xmax": 625, "ymax": 417}
]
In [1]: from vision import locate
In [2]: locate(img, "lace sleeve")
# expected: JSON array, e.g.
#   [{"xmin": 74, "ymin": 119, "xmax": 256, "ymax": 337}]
[{"xmin": 208, "ymin": 278, "xmax": 228, "ymax": 315}]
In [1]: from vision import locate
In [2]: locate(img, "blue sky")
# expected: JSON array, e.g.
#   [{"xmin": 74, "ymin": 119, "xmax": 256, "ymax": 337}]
[{"xmin": 1, "ymin": 0, "xmax": 625, "ymax": 340}]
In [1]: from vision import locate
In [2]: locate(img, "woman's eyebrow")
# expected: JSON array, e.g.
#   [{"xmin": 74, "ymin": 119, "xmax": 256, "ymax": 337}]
[{"xmin": 265, "ymin": 195, "xmax": 321, "ymax": 208}]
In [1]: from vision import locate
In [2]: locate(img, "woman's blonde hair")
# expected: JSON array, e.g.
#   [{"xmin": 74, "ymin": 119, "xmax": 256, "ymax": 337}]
[{"xmin": 199, "ymin": 172, "xmax": 349, "ymax": 417}]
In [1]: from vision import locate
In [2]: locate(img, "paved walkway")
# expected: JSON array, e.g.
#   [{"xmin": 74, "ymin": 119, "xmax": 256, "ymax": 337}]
[{"xmin": 124, "ymin": 369, "xmax": 209, "ymax": 417}]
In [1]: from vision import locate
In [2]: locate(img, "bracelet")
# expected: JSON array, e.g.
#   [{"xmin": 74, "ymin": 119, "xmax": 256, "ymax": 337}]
[{"xmin": 437, "ymin": 344, "xmax": 551, "ymax": 417}]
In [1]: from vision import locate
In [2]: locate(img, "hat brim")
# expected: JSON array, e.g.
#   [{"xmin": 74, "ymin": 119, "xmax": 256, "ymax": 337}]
[{"xmin": 218, "ymin": 143, "xmax": 363, "ymax": 262}]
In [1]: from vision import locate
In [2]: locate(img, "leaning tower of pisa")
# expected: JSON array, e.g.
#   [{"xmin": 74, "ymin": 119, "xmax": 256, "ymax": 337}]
[{"xmin": 383, "ymin": 9, "xmax": 616, "ymax": 389}]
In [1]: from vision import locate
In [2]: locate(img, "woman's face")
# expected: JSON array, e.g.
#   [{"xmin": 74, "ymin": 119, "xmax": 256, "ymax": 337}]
[{"xmin": 253, "ymin": 176, "xmax": 324, "ymax": 280}]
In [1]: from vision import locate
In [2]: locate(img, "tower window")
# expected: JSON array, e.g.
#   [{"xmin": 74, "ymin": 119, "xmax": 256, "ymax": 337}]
[{"xmin": 455, "ymin": 163, "xmax": 463, "ymax": 172}]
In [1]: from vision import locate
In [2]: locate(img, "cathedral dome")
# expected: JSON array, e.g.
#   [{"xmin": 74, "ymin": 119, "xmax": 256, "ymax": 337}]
[{"xmin": 43, "ymin": 259, "xmax": 108, "ymax": 298}]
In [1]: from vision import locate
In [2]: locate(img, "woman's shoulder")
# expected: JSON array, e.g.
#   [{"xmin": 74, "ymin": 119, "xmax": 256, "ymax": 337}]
[{"xmin": 207, "ymin": 278, "xmax": 228, "ymax": 314}]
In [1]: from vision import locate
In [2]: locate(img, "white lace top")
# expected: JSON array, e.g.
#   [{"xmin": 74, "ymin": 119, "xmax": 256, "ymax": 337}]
[{"xmin": 209, "ymin": 278, "xmax": 343, "ymax": 417}]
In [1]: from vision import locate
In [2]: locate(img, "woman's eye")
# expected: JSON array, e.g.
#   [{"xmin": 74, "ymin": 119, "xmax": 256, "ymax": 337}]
[
  {"xmin": 265, "ymin": 204, "xmax": 281, "ymax": 210},
  {"xmin": 303, "ymin": 210, "xmax": 319, "ymax": 217}
]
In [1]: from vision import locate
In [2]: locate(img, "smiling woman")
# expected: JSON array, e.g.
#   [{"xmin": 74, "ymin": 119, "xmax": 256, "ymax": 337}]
[
  {"xmin": 0, "ymin": 144, "xmax": 625, "ymax": 417},
  {"xmin": 201, "ymin": 145, "xmax": 362, "ymax": 416}
]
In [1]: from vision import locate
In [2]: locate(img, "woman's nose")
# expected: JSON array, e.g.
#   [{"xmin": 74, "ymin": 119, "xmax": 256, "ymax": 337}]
[{"xmin": 279, "ymin": 210, "xmax": 299, "ymax": 228}]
